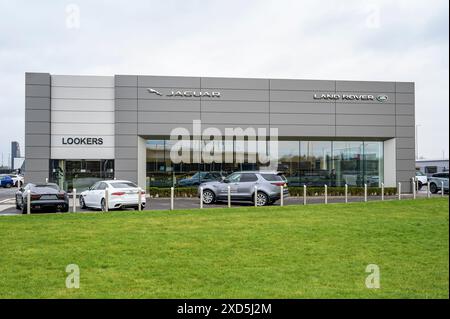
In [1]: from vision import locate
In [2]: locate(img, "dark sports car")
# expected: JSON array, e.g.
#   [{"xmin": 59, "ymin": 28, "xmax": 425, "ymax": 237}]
[{"xmin": 16, "ymin": 183, "xmax": 69, "ymax": 214}]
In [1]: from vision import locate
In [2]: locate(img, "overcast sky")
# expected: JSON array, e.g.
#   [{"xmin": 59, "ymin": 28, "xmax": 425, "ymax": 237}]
[{"xmin": 0, "ymin": 0, "xmax": 448, "ymax": 167}]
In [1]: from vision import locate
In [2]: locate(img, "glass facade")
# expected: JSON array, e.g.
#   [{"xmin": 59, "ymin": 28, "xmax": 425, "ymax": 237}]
[
  {"xmin": 146, "ymin": 139, "xmax": 384, "ymax": 187},
  {"xmin": 50, "ymin": 159, "xmax": 114, "ymax": 191}
]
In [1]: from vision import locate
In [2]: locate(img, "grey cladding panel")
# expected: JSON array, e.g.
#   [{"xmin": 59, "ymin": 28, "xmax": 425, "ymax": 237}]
[
  {"xmin": 138, "ymin": 111, "xmax": 200, "ymax": 123},
  {"xmin": 201, "ymin": 77, "xmax": 269, "ymax": 90},
  {"xmin": 274, "ymin": 125, "xmax": 335, "ymax": 137},
  {"xmin": 26, "ymin": 146, "xmax": 50, "ymax": 159},
  {"xmin": 115, "ymin": 75, "xmax": 138, "ymax": 87},
  {"xmin": 336, "ymin": 81, "xmax": 395, "ymax": 92},
  {"xmin": 116, "ymin": 87, "xmax": 137, "ymax": 99},
  {"xmin": 26, "ymin": 85, "xmax": 50, "ymax": 97},
  {"xmin": 116, "ymin": 147, "xmax": 137, "ymax": 159},
  {"xmin": 25, "ymin": 109, "xmax": 50, "ymax": 122},
  {"xmin": 270, "ymin": 79, "xmax": 335, "ymax": 91},
  {"xmin": 396, "ymin": 93, "xmax": 414, "ymax": 104},
  {"xmin": 336, "ymin": 126, "xmax": 395, "ymax": 137},
  {"xmin": 26, "ymin": 73, "xmax": 50, "ymax": 85},
  {"xmin": 26, "ymin": 97, "xmax": 51, "ymax": 110},
  {"xmin": 397, "ymin": 171, "xmax": 416, "ymax": 182},
  {"xmin": 115, "ymin": 123, "xmax": 137, "ymax": 135},
  {"xmin": 396, "ymin": 137, "xmax": 415, "ymax": 149},
  {"xmin": 397, "ymin": 148, "xmax": 415, "ymax": 160},
  {"xmin": 270, "ymin": 102, "xmax": 334, "ymax": 114},
  {"xmin": 115, "ymin": 159, "xmax": 138, "ymax": 171},
  {"xmin": 25, "ymin": 122, "xmax": 50, "ymax": 134},
  {"xmin": 116, "ymin": 99, "xmax": 137, "ymax": 111},
  {"xmin": 116, "ymin": 135, "xmax": 137, "ymax": 147},
  {"xmin": 396, "ymin": 115, "xmax": 415, "ymax": 126},
  {"xmin": 336, "ymin": 103, "xmax": 394, "ymax": 115},
  {"xmin": 116, "ymin": 111, "xmax": 137, "ymax": 123},
  {"xmin": 270, "ymin": 113, "xmax": 334, "ymax": 125},
  {"xmin": 139, "ymin": 99, "xmax": 200, "ymax": 112},
  {"xmin": 202, "ymin": 101, "xmax": 268, "ymax": 113},
  {"xmin": 25, "ymin": 159, "xmax": 49, "ymax": 171},
  {"xmin": 396, "ymin": 126, "xmax": 415, "ymax": 137},
  {"xmin": 396, "ymin": 104, "xmax": 414, "ymax": 115},
  {"xmin": 138, "ymin": 76, "xmax": 200, "ymax": 88},
  {"xmin": 25, "ymin": 134, "xmax": 50, "ymax": 147},
  {"xmin": 336, "ymin": 114, "xmax": 395, "ymax": 126},
  {"xmin": 202, "ymin": 112, "xmax": 268, "ymax": 125},
  {"xmin": 396, "ymin": 82, "xmax": 414, "ymax": 93},
  {"xmin": 397, "ymin": 159, "xmax": 415, "ymax": 171}
]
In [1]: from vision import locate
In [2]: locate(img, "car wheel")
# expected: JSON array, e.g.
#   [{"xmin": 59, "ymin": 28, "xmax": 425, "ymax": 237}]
[
  {"xmin": 202, "ymin": 189, "xmax": 215, "ymax": 204},
  {"xmin": 101, "ymin": 198, "xmax": 107, "ymax": 211},
  {"xmin": 417, "ymin": 181, "xmax": 423, "ymax": 190},
  {"xmin": 430, "ymin": 183, "xmax": 438, "ymax": 194},
  {"xmin": 15, "ymin": 197, "xmax": 20, "ymax": 210},
  {"xmin": 5, "ymin": 183, "xmax": 12, "ymax": 188},
  {"xmin": 61, "ymin": 206, "xmax": 69, "ymax": 213},
  {"xmin": 255, "ymin": 192, "xmax": 269, "ymax": 206},
  {"xmin": 79, "ymin": 196, "xmax": 87, "ymax": 209}
]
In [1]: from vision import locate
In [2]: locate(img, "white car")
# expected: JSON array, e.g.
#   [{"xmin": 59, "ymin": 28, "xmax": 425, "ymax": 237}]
[
  {"xmin": 415, "ymin": 171, "xmax": 428, "ymax": 190},
  {"xmin": 79, "ymin": 180, "xmax": 146, "ymax": 211},
  {"xmin": 9, "ymin": 174, "xmax": 24, "ymax": 187}
]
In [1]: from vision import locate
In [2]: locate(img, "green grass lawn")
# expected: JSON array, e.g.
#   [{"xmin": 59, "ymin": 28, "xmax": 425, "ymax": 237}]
[{"xmin": 0, "ymin": 198, "xmax": 448, "ymax": 298}]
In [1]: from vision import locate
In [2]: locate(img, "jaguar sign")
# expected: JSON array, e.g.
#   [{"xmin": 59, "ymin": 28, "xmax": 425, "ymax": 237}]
[{"xmin": 147, "ymin": 88, "xmax": 221, "ymax": 98}]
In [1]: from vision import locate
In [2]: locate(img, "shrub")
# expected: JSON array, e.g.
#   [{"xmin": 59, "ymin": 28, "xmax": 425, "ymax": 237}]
[{"xmin": 146, "ymin": 186, "xmax": 397, "ymax": 197}]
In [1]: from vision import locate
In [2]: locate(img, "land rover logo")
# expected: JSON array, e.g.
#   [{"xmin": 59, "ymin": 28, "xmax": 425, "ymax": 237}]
[
  {"xmin": 376, "ymin": 95, "xmax": 389, "ymax": 102},
  {"xmin": 147, "ymin": 88, "xmax": 220, "ymax": 98},
  {"xmin": 313, "ymin": 93, "xmax": 389, "ymax": 102}
]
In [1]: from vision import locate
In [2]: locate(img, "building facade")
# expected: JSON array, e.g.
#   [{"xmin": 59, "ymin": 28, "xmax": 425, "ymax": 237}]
[{"xmin": 25, "ymin": 73, "xmax": 416, "ymax": 192}]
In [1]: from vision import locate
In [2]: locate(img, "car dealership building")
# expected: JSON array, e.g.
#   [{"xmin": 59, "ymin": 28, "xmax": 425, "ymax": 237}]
[{"xmin": 25, "ymin": 73, "xmax": 416, "ymax": 192}]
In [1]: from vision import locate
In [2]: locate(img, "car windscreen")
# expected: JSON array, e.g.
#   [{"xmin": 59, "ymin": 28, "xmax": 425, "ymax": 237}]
[
  {"xmin": 110, "ymin": 182, "xmax": 137, "ymax": 188},
  {"xmin": 260, "ymin": 174, "xmax": 284, "ymax": 182}
]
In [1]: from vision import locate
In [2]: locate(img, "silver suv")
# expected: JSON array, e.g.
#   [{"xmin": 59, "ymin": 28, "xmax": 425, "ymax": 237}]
[
  {"xmin": 198, "ymin": 171, "xmax": 289, "ymax": 206},
  {"xmin": 429, "ymin": 172, "xmax": 449, "ymax": 194}
]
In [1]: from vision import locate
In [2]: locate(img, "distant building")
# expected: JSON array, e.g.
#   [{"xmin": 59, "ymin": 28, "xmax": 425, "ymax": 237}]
[
  {"xmin": 416, "ymin": 159, "xmax": 449, "ymax": 176},
  {"xmin": 11, "ymin": 141, "xmax": 21, "ymax": 169}
]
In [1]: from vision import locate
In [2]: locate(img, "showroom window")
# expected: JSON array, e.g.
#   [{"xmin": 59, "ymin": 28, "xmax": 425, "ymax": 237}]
[{"xmin": 145, "ymin": 139, "xmax": 384, "ymax": 188}]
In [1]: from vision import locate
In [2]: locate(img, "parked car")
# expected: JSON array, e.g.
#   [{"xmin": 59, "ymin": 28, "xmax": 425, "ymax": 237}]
[
  {"xmin": 0, "ymin": 174, "xmax": 14, "ymax": 188},
  {"xmin": 80, "ymin": 180, "xmax": 146, "ymax": 211},
  {"xmin": 15, "ymin": 183, "xmax": 69, "ymax": 213},
  {"xmin": 415, "ymin": 171, "xmax": 428, "ymax": 190},
  {"xmin": 198, "ymin": 171, "xmax": 288, "ymax": 206},
  {"xmin": 8, "ymin": 174, "xmax": 24, "ymax": 187},
  {"xmin": 177, "ymin": 172, "xmax": 224, "ymax": 187},
  {"xmin": 428, "ymin": 172, "xmax": 449, "ymax": 194}
]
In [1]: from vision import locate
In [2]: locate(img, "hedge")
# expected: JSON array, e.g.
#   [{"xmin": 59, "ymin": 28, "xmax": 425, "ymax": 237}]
[{"xmin": 146, "ymin": 186, "xmax": 398, "ymax": 198}]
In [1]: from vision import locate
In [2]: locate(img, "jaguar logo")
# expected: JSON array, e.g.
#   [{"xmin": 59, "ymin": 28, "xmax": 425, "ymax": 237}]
[
  {"xmin": 147, "ymin": 88, "xmax": 220, "ymax": 98},
  {"xmin": 376, "ymin": 95, "xmax": 389, "ymax": 102}
]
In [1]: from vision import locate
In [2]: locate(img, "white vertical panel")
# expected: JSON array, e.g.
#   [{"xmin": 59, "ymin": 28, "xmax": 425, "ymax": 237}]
[
  {"xmin": 50, "ymin": 75, "xmax": 115, "ymax": 159},
  {"xmin": 384, "ymin": 138, "xmax": 397, "ymax": 187}
]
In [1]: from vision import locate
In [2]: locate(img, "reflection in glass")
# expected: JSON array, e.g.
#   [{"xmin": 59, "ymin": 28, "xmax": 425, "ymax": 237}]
[
  {"xmin": 300, "ymin": 141, "xmax": 332, "ymax": 186},
  {"xmin": 332, "ymin": 141, "xmax": 364, "ymax": 186}
]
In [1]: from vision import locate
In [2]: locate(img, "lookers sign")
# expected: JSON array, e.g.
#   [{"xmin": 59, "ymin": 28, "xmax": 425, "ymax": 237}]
[
  {"xmin": 62, "ymin": 137, "xmax": 104, "ymax": 145},
  {"xmin": 313, "ymin": 93, "xmax": 389, "ymax": 102},
  {"xmin": 147, "ymin": 88, "xmax": 221, "ymax": 98}
]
